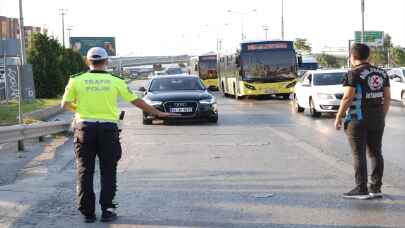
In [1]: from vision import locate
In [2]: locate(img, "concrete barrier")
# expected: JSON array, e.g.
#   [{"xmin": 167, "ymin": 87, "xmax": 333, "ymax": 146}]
[{"xmin": 23, "ymin": 105, "xmax": 63, "ymax": 121}]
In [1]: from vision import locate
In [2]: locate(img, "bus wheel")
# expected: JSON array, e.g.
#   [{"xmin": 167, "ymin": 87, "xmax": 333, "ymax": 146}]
[{"xmin": 234, "ymin": 85, "xmax": 239, "ymax": 100}]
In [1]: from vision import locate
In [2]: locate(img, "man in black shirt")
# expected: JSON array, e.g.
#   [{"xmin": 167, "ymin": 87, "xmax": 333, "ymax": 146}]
[{"xmin": 335, "ymin": 44, "xmax": 391, "ymax": 199}]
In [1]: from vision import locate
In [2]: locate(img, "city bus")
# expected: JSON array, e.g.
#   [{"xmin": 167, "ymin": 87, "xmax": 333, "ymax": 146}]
[
  {"xmin": 218, "ymin": 40, "xmax": 300, "ymax": 99},
  {"xmin": 190, "ymin": 54, "xmax": 219, "ymax": 90}
]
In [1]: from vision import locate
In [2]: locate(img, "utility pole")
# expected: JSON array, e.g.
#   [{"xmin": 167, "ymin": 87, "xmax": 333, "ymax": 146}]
[
  {"xmin": 18, "ymin": 0, "xmax": 27, "ymax": 65},
  {"xmin": 59, "ymin": 9, "xmax": 67, "ymax": 47},
  {"xmin": 361, "ymin": 0, "xmax": 365, "ymax": 43},
  {"xmin": 17, "ymin": 0, "xmax": 26, "ymax": 151},
  {"xmin": 263, "ymin": 25, "xmax": 269, "ymax": 40},
  {"xmin": 281, "ymin": 0, "xmax": 285, "ymax": 40}
]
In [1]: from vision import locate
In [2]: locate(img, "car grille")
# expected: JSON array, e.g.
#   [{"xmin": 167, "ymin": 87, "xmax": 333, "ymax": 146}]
[
  {"xmin": 164, "ymin": 101, "xmax": 198, "ymax": 116},
  {"xmin": 335, "ymin": 93, "xmax": 344, "ymax": 99}
]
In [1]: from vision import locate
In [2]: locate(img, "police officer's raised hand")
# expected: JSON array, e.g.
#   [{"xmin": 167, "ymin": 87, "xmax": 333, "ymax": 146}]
[{"xmin": 131, "ymin": 99, "xmax": 180, "ymax": 118}]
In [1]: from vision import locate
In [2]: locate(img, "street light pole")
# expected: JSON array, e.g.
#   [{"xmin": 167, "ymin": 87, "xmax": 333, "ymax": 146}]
[
  {"xmin": 281, "ymin": 0, "xmax": 285, "ymax": 40},
  {"xmin": 228, "ymin": 9, "xmax": 257, "ymax": 41},
  {"xmin": 67, "ymin": 25, "xmax": 73, "ymax": 48},
  {"xmin": 263, "ymin": 25, "xmax": 269, "ymax": 40},
  {"xmin": 59, "ymin": 9, "xmax": 67, "ymax": 47},
  {"xmin": 361, "ymin": 0, "xmax": 365, "ymax": 43},
  {"xmin": 348, "ymin": 40, "xmax": 354, "ymax": 68}
]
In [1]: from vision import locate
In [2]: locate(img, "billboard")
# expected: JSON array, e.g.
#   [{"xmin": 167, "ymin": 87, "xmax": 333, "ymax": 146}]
[
  {"xmin": 69, "ymin": 37, "xmax": 116, "ymax": 56},
  {"xmin": 355, "ymin": 31, "xmax": 384, "ymax": 47}
]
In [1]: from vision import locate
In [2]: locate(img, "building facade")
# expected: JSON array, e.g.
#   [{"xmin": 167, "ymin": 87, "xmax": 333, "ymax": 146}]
[
  {"xmin": 24, "ymin": 26, "xmax": 41, "ymax": 50},
  {"xmin": 0, "ymin": 16, "xmax": 20, "ymax": 40},
  {"xmin": 0, "ymin": 16, "xmax": 42, "ymax": 49}
]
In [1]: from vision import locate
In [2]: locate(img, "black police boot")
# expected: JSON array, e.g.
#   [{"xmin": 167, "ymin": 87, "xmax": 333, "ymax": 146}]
[
  {"xmin": 83, "ymin": 214, "xmax": 96, "ymax": 223},
  {"xmin": 101, "ymin": 209, "xmax": 117, "ymax": 222}
]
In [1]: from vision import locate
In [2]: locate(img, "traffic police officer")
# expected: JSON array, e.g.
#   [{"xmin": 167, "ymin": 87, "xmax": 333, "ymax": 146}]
[
  {"xmin": 335, "ymin": 43, "xmax": 391, "ymax": 200},
  {"xmin": 62, "ymin": 47, "xmax": 175, "ymax": 223}
]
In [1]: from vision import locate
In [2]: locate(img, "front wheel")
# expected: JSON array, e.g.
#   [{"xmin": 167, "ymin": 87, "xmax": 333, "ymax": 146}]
[
  {"xmin": 208, "ymin": 115, "xmax": 219, "ymax": 123},
  {"xmin": 309, "ymin": 98, "xmax": 321, "ymax": 118},
  {"xmin": 142, "ymin": 118, "xmax": 153, "ymax": 125},
  {"xmin": 294, "ymin": 95, "xmax": 305, "ymax": 113},
  {"xmin": 401, "ymin": 91, "xmax": 405, "ymax": 106}
]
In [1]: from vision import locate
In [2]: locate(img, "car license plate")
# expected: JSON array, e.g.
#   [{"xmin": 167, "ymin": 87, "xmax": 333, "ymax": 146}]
[
  {"xmin": 170, "ymin": 107, "xmax": 193, "ymax": 113},
  {"xmin": 265, "ymin": 89, "xmax": 278, "ymax": 94}
]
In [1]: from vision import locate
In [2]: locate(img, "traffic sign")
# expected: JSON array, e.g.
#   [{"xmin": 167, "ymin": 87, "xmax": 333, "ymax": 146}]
[{"xmin": 354, "ymin": 31, "xmax": 384, "ymax": 47}]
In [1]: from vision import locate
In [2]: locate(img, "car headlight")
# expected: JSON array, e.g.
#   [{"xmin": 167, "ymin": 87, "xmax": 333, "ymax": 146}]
[
  {"xmin": 317, "ymin": 93, "xmax": 335, "ymax": 100},
  {"xmin": 143, "ymin": 98, "xmax": 162, "ymax": 106},
  {"xmin": 200, "ymin": 97, "xmax": 216, "ymax": 104}
]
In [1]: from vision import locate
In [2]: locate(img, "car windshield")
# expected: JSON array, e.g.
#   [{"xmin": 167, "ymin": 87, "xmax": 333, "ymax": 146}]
[
  {"xmin": 149, "ymin": 78, "xmax": 205, "ymax": 92},
  {"xmin": 313, "ymin": 72, "xmax": 345, "ymax": 86},
  {"xmin": 242, "ymin": 50, "xmax": 297, "ymax": 82},
  {"xmin": 166, "ymin": 68, "xmax": 183, "ymax": 75}
]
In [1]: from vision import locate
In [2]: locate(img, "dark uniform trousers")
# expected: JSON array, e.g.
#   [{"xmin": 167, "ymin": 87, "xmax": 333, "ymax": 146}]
[
  {"xmin": 345, "ymin": 111, "xmax": 385, "ymax": 191},
  {"xmin": 74, "ymin": 121, "xmax": 122, "ymax": 216}
]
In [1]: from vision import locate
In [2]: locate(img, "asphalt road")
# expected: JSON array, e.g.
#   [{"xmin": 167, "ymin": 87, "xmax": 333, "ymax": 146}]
[{"xmin": 1, "ymin": 80, "xmax": 405, "ymax": 228}]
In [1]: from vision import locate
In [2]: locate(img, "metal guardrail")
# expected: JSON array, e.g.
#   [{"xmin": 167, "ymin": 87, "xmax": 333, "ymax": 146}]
[{"xmin": 0, "ymin": 120, "xmax": 71, "ymax": 144}]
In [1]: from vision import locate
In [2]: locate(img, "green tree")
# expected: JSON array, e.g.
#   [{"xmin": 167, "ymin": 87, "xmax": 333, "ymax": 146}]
[
  {"xmin": 27, "ymin": 33, "xmax": 86, "ymax": 98},
  {"xmin": 60, "ymin": 48, "xmax": 87, "ymax": 87},
  {"xmin": 383, "ymin": 34, "xmax": 393, "ymax": 49},
  {"xmin": 294, "ymin": 38, "xmax": 312, "ymax": 54},
  {"xmin": 28, "ymin": 33, "xmax": 64, "ymax": 98},
  {"xmin": 315, "ymin": 54, "xmax": 345, "ymax": 68},
  {"xmin": 369, "ymin": 47, "xmax": 386, "ymax": 66},
  {"xmin": 391, "ymin": 47, "xmax": 405, "ymax": 67}
]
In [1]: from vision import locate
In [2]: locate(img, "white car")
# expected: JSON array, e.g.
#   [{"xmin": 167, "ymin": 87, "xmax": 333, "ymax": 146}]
[
  {"xmin": 293, "ymin": 69, "xmax": 347, "ymax": 117},
  {"xmin": 387, "ymin": 68, "xmax": 405, "ymax": 105}
]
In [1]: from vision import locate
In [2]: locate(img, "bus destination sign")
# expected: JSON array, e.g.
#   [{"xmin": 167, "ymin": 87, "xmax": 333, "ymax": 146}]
[{"xmin": 247, "ymin": 43, "xmax": 288, "ymax": 51}]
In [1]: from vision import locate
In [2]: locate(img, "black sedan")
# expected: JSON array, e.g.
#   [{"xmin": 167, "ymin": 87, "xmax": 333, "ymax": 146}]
[{"xmin": 140, "ymin": 75, "xmax": 219, "ymax": 125}]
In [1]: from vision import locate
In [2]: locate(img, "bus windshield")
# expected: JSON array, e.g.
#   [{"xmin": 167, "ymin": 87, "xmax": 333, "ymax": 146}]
[
  {"xmin": 199, "ymin": 60, "xmax": 217, "ymax": 80},
  {"xmin": 241, "ymin": 51, "xmax": 297, "ymax": 82}
]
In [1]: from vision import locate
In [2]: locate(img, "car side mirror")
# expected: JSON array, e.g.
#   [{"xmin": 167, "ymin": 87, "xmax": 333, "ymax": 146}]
[{"xmin": 138, "ymin": 86, "xmax": 146, "ymax": 92}]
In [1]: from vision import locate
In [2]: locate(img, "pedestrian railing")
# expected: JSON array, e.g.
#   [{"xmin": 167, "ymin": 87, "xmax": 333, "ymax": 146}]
[{"xmin": 0, "ymin": 120, "xmax": 71, "ymax": 144}]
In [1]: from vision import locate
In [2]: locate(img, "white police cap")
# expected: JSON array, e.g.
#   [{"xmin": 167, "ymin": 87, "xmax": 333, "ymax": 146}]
[{"xmin": 86, "ymin": 47, "xmax": 109, "ymax": 60}]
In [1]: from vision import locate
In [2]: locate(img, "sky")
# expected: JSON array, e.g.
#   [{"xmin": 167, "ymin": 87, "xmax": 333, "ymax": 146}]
[{"xmin": 1, "ymin": 0, "xmax": 405, "ymax": 56}]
